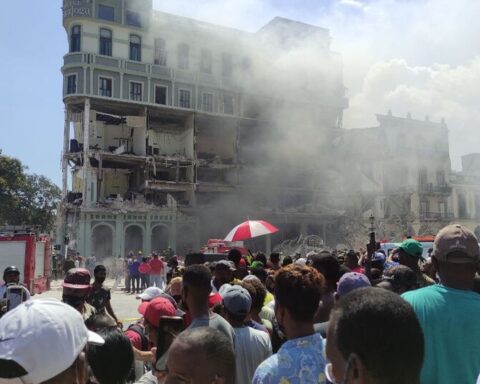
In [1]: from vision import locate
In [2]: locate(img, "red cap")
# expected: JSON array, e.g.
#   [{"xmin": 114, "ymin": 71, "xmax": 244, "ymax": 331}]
[
  {"xmin": 137, "ymin": 301, "xmax": 149, "ymax": 316},
  {"xmin": 208, "ymin": 292, "xmax": 222, "ymax": 308},
  {"xmin": 144, "ymin": 297, "xmax": 176, "ymax": 327}
]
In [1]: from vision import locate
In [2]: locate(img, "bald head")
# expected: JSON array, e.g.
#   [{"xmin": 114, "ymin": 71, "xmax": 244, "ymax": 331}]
[{"xmin": 166, "ymin": 327, "xmax": 235, "ymax": 384}]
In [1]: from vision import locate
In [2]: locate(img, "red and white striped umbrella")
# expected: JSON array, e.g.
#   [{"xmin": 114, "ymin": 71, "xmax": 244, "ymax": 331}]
[{"xmin": 224, "ymin": 220, "xmax": 279, "ymax": 242}]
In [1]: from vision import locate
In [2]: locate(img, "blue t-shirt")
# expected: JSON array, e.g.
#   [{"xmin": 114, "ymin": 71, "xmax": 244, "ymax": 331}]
[
  {"xmin": 252, "ymin": 333, "xmax": 326, "ymax": 384},
  {"xmin": 402, "ymin": 284, "xmax": 480, "ymax": 384}
]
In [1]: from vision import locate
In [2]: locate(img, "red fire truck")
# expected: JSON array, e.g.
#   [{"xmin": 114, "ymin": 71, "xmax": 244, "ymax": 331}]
[{"xmin": 0, "ymin": 233, "xmax": 50, "ymax": 294}]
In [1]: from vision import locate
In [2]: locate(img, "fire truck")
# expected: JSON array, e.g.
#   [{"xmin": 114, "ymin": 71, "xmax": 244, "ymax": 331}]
[{"xmin": 0, "ymin": 232, "xmax": 50, "ymax": 294}]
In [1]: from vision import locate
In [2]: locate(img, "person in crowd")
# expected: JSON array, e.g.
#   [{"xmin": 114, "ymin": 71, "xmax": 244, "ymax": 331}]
[
  {"xmin": 149, "ymin": 252, "xmax": 165, "ymax": 289},
  {"xmin": 125, "ymin": 253, "xmax": 134, "ymax": 293},
  {"xmin": 139, "ymin": 257, "xmax": 151, "ymax": 290},
  {"xmin": 421, "ymin": 256, "xmax": 438, "ymax": 282},
  {"xmin": 74, "ymin": 252, "xmax": 81, "ymax": 269},
  {"xmin": 165, "ymin": 327, "xmax": 235, "ymax": 384},
  {"xmin": 63, "ymin": 255, "xmax": 75, "ymax": 276},
  {"xmin": 281, "ymin": 255, "xmax": 293, "ymax": 267},
  {"xmin": 212, "ymin": 260, "xmax": 236, "ymax": 292},
  {"xmin": 166, "ymin": 276, "xmax": 183, "ymax": 305},
  {"xmin": 228, "ymin": 248, "xmax": 248, "ymax": 280},
  {"xmin": 241, "ymin": 279, "xmax": 271, "ymax": 333},
  {"xmin": 87, "ymin": 329, "xmax": 133, "ymax": 384},
  {"xmin": 314, "ymin": 271, "xmax": 371, "ymax": 338},
  {"xmin": 325, "ymin": 287, "xmax": 424, "ymax": 384},
  {"xmin": 182, "ymin": 264, "xmax": 235, "ymax": 344},
  {"xmin": 376, "ymin": 265, "xmax": 418, "ymax": 294},
  {"xmin": 269, "ymin": 252, "xmax": 281, "ymax": 271},
  {"xmin": 87, "ymin": 265, "xmax": 120, "ymax": 326},
  {"xmin": 255, "ymin": 252, "xmax": 268, "ymax": 268},
  {"xmin": 398, "ymin": 239, "xmax": 435, "ymax": 288},
  {"xmin": 253, "ymin": 264, "xmax": 326, "ymax": 384},
  {"xmin": 222, "ymin": 285, "xmax": 272, "ymax": 384},
  {"xmin": 0, "ymin": 266, "xmax": 31, "ymax": 299},
  {"xmin": 0, "ymin": 299, "xmax": 104, "ymax": 384},
  {"xmin": 344, "ymin": 250, "xmax": 365, "ymax": 274},
  {"xmin": 134, "ymin": 297, "xmax": 182, "ymax": 384},
  {"xmin": 310, "ymin": 251, "xmax": 340, "ymax": 322},
  {"xmin": 62, "ymin": 268, "xmax": 97, "ymax": 322},
  {"xmin": 129, "ymin": 255, "xmax": 141, "ymax": 294},
  {"xmin": 403, "ymin": 224, "xmax": 480, "ymax": 384}
]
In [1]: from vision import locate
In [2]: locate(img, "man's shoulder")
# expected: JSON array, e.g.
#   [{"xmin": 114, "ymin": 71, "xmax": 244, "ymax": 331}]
[
  {"xmin": 402, "ymin": 284, "xmax": 438, "ymax": 300},
  {"xmin": 252, "ymin": 354, "xmax": 279, "ymax": 383}
]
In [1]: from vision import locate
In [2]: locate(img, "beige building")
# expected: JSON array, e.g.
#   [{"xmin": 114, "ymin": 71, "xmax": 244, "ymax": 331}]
[{"xmin": 58, "ymin": 0, "xmax": 348, "ymax": 258}]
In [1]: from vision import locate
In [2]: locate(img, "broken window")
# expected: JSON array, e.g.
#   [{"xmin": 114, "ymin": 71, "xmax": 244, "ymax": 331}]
[
  {"xmin": 178, "ymin": 43, "xmax": 189, "ymax": 70},
  {"xmin": 99, "ymin": 28, "xmax": 112, "ymax": 56},
  {"xmin": 130, "ymin": 82, "xmax": 142, "ymax": 101},
  {"xmin": 155, "ymin": 86, "xmax": 167, "ymax": 105},
  {"xmin": 98, "ymin": 4, "xmax": 114, "ymax": 21},
  {"xmin": 154, "ymin": 38, "xmax": 167, "ymax": 65},
  {"xmin": 179, "ymin": 89, "xmax": 191, "ymax": 108},
  {"xmin": 70, "ymin": 25, "xmax": 81, "ymax": 52},
  {"xmin": 202, "ymin": 93, "xmax": 213, "ymax": 112},
  {"xmin": 99, "ymin": 77, "xmax": 112, "ymax": 97},
  {"xmin": 66, "ymin": 75, "xmax": 77, "ymax": 94},
  {"xmin": 222, "ymin": 52, "xmax": 232, "ymax": 77},
  {"xmin": 223, "ymin": 94, "xmax": 234, "ymax": 114},
  {"xmin": 129, "ymin": 34, "xmax": 141, "ymax": 61},
  {"xmin": 200, "ymin": 49, "xmax": 212, "ymax": 74}
]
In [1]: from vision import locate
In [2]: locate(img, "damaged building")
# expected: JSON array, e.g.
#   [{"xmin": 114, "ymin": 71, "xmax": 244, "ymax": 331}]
[
  {"xmin": 58, "ymin": 0, "xmax": 348, "ymax": 258},
  {"xmin": 335, "ymin": 112, "xmax": 453, "ymax": 243}
]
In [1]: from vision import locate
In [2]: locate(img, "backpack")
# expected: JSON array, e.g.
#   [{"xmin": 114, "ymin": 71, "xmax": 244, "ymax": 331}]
[{"xmin": 126, "ymin": 323, "xmax": 149, "ymax": 351}]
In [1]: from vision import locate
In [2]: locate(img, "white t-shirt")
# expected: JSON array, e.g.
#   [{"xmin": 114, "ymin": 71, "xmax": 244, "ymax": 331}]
[{"xmin": 233, "ymin": 326, "xmax": 272, "ymax": 384}]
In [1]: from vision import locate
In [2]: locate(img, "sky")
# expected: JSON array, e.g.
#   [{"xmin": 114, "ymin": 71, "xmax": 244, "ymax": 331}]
[{"xmin": 1, "ymin": 0, "xmax": 480, "ymax": 186}]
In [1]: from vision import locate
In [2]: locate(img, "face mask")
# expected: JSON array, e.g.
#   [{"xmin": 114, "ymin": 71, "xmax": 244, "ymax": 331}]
[
  {"xmin": 63, "ymin": 294, "xmax": 86, "ymax": 308},
  {"xmin": 325, "ymin": 355, "xmax": 354, "ymax": 384},
  {"xmin": 95, "ymin": 277, "xmax": 106, "ymax": 284}
]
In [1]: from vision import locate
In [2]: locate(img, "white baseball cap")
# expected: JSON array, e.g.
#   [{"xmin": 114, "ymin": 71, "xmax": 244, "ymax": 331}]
[
  {"xmin": 0, "ymin": 299, "xmax": 104, "ymax": 384},
  {"xmin": 136, "ymin": 286, "xmax": 164, "ymax": 301}
]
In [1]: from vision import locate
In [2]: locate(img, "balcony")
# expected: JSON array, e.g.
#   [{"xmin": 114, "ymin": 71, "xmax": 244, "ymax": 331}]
[
  {"xmin": 419, "ymin": 212, "xmax": 453, "ymax": 221},
  {"xmin": 418, "ymin": 183, "xmax": 451, "ymax": 194}
]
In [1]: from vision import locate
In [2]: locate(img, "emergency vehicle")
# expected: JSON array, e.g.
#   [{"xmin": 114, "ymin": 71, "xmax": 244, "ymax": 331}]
[{"xmin": 0, "ymin": 232, "xmax": 50, "ymax": 293}]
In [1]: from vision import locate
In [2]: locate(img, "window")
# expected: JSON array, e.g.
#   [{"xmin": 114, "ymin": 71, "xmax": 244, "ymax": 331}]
[
  {"xmin": 200, "ymin": 49, "xmax": 212, "ymax": 74},
  {"xmin": 436, "ymin": 170, "xmax": 446, "ymax": 186},
  {"xmin": 99, "ymin": 77, "xmax": 112, "ymax": 97},
  {"xmin": 70, "ymin": 25, "xmax": 81, "ymax": 52},
  {"xmin": 179, "ymin": 89, "xmax": 191, "ymax": 108},
  {"xmin": 154, "ymin": 38, "xmax": 167, "ymax": 65},
  {"xmin": 202, "ymin": 93, "xmax": 213, "ymax": 112},
  {"xmin": 130, "ymin": 82, "xmax": 142, "ymax": 101},
  {"xmin": 458, "ymin": 193, "xmax": 467, "ymax": 219},
  {"xmin": 223, "ymin": 95, "xmax": 234, "ymax": 114},
  {"xmin": 98, "ymin": 4, "xmax": 114, "ymax": 21},
  {"xmin": 66, "ymin": 75, "xmax": 77, "ymax": 94},
  {"xmin": 99, "ymin": 28, "xmax": 112, "ymax": 56},
  {"xmin": 126, "ymin": 10, "xmax": 141, "ymax": 27},
  {"xmin": 178, "ymin": 44, "xmax": 189, "ymax": 70},
  {"xmin": 222, "ymin": 53, "xmax": 232, "ymax": 77},
  {"xmin": 155, "ymin": 86, "xmax": 167, "ymax": 105},
  {"xmin": 129, "ymin": 35, "xmax": 141, "ymax": 61}
]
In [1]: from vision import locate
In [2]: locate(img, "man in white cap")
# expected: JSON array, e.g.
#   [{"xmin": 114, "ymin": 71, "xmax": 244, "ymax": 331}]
[
  {"xmin": 403, "ymin": 224, "xmax": 480, "ymax": 384},
  {"xmin": 0, "ymin": 298, "xmax": 104, "ymax": 384}
]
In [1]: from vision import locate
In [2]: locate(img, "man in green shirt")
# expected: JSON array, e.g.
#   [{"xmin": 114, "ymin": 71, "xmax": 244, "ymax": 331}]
[{"xmin": 403, "ymin": 224, "xmax": 480, "ymax": 384}]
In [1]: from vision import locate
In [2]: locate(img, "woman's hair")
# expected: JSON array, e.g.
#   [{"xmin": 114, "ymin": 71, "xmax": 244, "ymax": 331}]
[{"xmin": 87, "ymin": 329, "xmax": 133, "ymax": 384}]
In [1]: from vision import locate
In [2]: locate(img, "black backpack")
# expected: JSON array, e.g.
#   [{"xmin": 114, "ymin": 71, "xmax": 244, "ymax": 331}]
[{"xmin": 126, "ymin": 323, "xmax": 149, "ymax": 351}]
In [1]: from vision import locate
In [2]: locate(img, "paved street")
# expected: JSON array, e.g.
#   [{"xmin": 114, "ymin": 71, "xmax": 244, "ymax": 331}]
[{"xmin": 33, "ymin": 278, "xmax": 142, "ymax": 326}]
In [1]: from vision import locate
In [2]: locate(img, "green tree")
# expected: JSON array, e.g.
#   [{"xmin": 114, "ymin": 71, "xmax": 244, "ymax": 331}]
[{"xmin": 0, "ymin": 150, "xmax": 61, "ymax": 232}]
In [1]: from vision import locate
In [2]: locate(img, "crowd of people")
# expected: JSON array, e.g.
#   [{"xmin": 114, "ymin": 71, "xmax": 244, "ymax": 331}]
[{"xmin": 1, "ymin": 223, "xmax": 480, "ymax": 384}]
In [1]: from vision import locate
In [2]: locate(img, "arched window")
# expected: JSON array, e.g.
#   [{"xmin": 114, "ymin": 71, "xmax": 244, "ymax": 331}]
[
  {"xmin": 99, "ymin": 28, "xmax": 112, "ymax": 56},
  {"xmin": 178, "ymin": 43, "xmax": 189, "ymax": 69},
  {"xmin": 129, "ymin": 34, "xmax": 141, "ymax": 61},
  {"xmin": 154, "ymin": 38, "xmax": 166, "ymax": 65},
  {"xmin": 70, "ymin": 25, "xmax": 81, "ymax": 52}
]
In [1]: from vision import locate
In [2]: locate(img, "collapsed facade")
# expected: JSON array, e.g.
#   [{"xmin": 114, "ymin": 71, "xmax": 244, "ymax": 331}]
[{"xmin": 58, "ymin": 0, "xmax": 348, "ymax": 258}]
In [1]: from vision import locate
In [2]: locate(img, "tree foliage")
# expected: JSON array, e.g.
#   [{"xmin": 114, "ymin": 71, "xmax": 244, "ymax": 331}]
[{"xmin": 0, "ymin": 150, "xmax": 61, "ymax": 232}]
